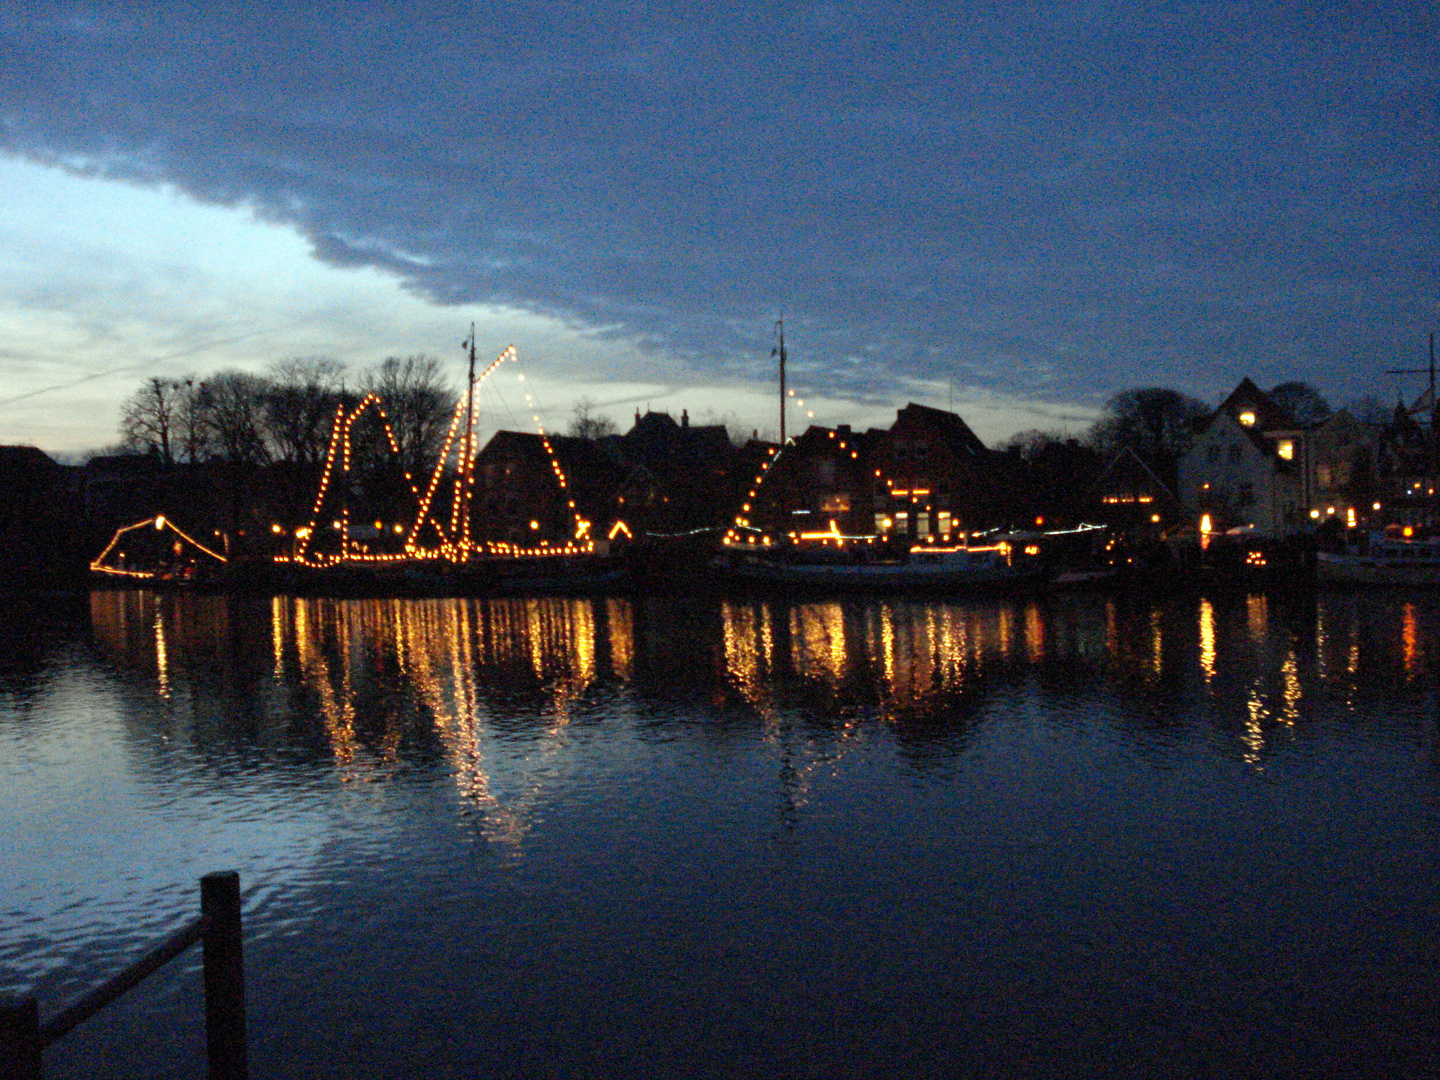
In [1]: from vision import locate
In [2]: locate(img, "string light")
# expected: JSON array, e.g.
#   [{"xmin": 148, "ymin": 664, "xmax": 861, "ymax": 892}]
[
  {"xmin": 280, "ymin": 344, "xmax": 600, "ymax": 571},
  {"xmin": 91, "ymin": 515, "xmax": 228, "ymax": 578}
]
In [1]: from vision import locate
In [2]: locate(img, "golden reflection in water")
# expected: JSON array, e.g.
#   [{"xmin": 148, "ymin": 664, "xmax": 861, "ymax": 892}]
[
  {"xmin": 1279, "ymin": 650, "xmax": 1300, "ymax": 724},
  {"xmin": 91, "ymin": 590, "xmax": 228, "ymax": 700},
  {"xmin": 720, "ymin": 601, "xmax": 783, "ymax": 740},
  {"xmin": 791, "ymin": 603, "xmax": 848, "ymax": 685},
  {"xmin": 1247, "ymin": 594, "xmax": 1268, "ymax": 643},
  {"xmin": 271, "ymin": 597, "xmax": 285, "ymax": 680},
  {"xmin": 606, "ymin": 599, "xmax": 633, "ymax": 681},
  {"xmin": 1105, "ymin": 599, "xmax": 1118, "ymax": 657},
  {"xmin": 1402, "ymin": 603, "xmax": 1419, "ymax": 676},
  {"xmin": 1244, "ymin": 686, "xmax": 1266, "ymax": 766},
  {"xmin": 153, "ymin": 605, "xmax": 171, "ymax": 700},
  {"xmin": 879, "ymin": 603, "xmax": 896, "ymax": 684},
  {"xmin": 1198, "ymin": 598, "xmax": 1216, "ymax": 688},
  {"xmin": 273, "ymin": 596, "xmax": 618, "ymax": 845},
  {"xmin": 1149, "ymin": 610, "xmax": 1163, "ymax": 678},
  {"xmin": 1024, "ymin": 603, "xmax": 1044, "ymax": 663},
  {"xmin": 997, "ymin": 606, "xmax": 1013, "ymax": 661}
]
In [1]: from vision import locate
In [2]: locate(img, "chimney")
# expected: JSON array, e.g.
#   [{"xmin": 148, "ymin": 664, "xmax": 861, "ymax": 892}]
[
  {"xmin": 635, "ymin": 408, "xmax": 641, "ymax": 423},
  {"xmin": 681, "ymin": 409, "xmax": 689, "ymax": 429}
]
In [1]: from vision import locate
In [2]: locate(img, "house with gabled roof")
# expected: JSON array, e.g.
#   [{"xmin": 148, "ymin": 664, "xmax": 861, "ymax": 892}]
[
  {"xmin": 472, "ymin": 430, "xmax": 626, "ymax": 545},
  {"xmin": 870, "ymin": 402, "xmax": 1003, "ymax": 540},
  {"xmin": 1177, "ymin": 380, "xmax": 1306, "ymax": 535},
  {"xmin": 608, "ymin": 408, "xmax": 741, "ymax": 531},
  {"xmin": 741, "ymin": 423, "xmax": 877, "ymax": 540},
  {"xmin": 1178, "ymin": 378, "xmax": 1381, "ymax": 534}
]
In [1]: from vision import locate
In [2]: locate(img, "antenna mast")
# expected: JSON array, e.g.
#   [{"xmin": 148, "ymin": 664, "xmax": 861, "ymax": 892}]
[{"xmin": 1386, "ymin": 331, "xmax": 1439, "ymax": 523}]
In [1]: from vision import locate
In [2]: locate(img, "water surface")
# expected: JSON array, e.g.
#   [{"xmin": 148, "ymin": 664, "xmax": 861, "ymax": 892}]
[{"xmin": 3, "ymin": 588, "xmax": 1439, "ymax": 1077}]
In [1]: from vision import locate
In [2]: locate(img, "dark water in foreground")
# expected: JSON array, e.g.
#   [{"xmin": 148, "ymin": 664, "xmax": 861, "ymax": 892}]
[{"xmin": 3, "ymin": 588, "xmax": 1439, "ymax": 1078}]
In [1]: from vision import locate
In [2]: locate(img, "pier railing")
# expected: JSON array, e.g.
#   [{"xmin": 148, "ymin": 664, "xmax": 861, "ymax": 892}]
[{"xmin": 1, "ymin": 871, "xmax": 246, "ymax": 1080}]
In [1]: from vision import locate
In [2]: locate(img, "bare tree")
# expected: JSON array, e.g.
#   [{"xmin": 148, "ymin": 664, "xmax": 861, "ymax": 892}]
[
  {"xmin": 264, "ymin": 357, "xmax": 347, "ymax": 467},
  {"xmin": 998, "ymin": 428, "xmax": 1068, "ymax": 460},
  {"xmin": 1344, "ymin": 394, "xmax": 1391, "ymax": 428},
  {"xmin": 568, "ymin": 397, "xmax": 617, "ymax": 440},
  {"xmin": 120, "ymin": 377, "xmax": 187, "ymax": 464},
  {"xmin": 198, "ymin": 372, "xmax": 272, "ymax": 465},
  {"xmin": 1269, "ymin": 382, "xmax": 1331, "ymax": 427},
  {"xmin": 1087, "ymin": 387, "xmax": 1210, "ymax": 480},
  {"xmin": 359, "ymin": 355, "xmax": 456, "ymax": 478}
]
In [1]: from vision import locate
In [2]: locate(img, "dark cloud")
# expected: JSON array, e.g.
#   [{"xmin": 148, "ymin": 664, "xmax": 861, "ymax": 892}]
[{"xmin": 2, "ymin": 1, "xmax": 1437, "ymax": 409}]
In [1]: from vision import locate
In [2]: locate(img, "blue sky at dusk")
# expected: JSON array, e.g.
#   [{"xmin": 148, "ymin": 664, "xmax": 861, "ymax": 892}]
[{"xmin": 0, "ymin": 2, "xmax": 1435, "ymax": 453}]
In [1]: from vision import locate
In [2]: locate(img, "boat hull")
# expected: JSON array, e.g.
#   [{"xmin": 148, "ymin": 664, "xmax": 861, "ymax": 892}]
[
  {"xmin": 711, "ymin": 552, "xmax": 1042, "ymax": 594},
  {"xmin": 1316, "ymin": 551, "xmax": 1440, "ymax": 586}
]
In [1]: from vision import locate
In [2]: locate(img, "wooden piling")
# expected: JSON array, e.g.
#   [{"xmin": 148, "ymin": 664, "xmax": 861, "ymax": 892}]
[
  {"xmin": 201, "ymin": 871, "xmax": 247, "ymax": 1080},
  {"xmin": 0, "ymin": 995, "xmax": 42, "ymax": 1080}
]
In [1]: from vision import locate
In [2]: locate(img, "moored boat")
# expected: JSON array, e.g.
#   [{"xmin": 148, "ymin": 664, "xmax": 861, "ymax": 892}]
[
  {"xmin": 1317, "ymin": 526, "xmax": 1440, "ymax": 586},
  {"xmin": 711, "ymin": 542, "xmax": 1042, "ymax": 593}
]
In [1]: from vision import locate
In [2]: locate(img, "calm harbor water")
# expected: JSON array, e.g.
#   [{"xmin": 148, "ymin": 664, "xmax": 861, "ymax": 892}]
[{"xmin": 3, "ymin": 587, "xmax": 1439, "ymax": 1078}]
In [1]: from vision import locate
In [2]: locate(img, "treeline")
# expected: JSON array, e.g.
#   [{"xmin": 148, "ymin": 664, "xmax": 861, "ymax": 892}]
[
  {"xmin": 993, "ymin": 381, "xmax": 1381, "ymax": 488},
  {"xmin": 116, "ymin": 356, "xmax": 458, "ymax": 478}
]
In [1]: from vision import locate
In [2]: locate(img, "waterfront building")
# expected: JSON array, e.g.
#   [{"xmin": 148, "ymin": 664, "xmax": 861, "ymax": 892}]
[{"xmin": 1178, "ymin": 378, "xmax": 1375, "ymax": 536}]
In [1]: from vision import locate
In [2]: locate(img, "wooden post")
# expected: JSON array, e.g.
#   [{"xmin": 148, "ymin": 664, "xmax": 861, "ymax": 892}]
[
  {"xmin": 0, "ymin": 995, "xmax": 43, "ymax": 1080},
  {"xmin": 200, "ymin": 871, "xmax": 247, "ymax": 1080}
]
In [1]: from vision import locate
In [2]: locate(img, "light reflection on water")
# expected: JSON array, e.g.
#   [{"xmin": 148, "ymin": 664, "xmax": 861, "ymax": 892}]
[{"xmin": 3, "ymin": 588, "xmax": 1440, "ymax": 1077}]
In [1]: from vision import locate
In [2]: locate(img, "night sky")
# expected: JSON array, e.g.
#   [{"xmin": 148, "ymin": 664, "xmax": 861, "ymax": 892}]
[{"xmin": 1, "ymin": 2, "xmax": 1435, "ymax": 453}]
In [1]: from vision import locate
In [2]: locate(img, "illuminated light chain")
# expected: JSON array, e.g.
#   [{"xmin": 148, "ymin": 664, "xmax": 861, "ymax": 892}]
[
  {"xmin": 292, "ymin": 345, "xmax": 597, "ymax": 567},
  {"xmin": 91, "ymin": 515, "xmax": 228, "ymax": 577},
  {"xmin": 723, "ymin": 423, "xmax": 919, "ymax": 551},
  {"xmin": 404, "ymin": 345, "xmax": 515, "ymax": 563},
  {"xmin": 292, "ymin": 393, "xmax": 425, "ymax": 568}
]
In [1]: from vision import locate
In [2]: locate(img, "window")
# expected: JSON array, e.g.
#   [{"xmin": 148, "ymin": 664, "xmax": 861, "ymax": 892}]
[
  {"xmin": 820, "ymin": 494, "xmax": 851, "ymax": 513},
  {"xmin": 1207, "ymin": 446, "xmax": 1221, "ymax": 462},
  {"xmin": 1238, "ymin": 482, "xmax": 1255, "ymax": 507},
  {"xmin": 1276, "ymin": 439, "xmax": 1294, "ymax": 461},
  {"xmin": 1228, "ymin": 445, "xmax": 1243, "ymax": 462},
  {"xmin": 1238, "ymin": 411, "xmax": 1257, "ymax": 427}
]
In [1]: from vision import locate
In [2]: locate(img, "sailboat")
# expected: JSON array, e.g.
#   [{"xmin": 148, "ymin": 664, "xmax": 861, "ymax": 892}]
[{"xmin": 709, "ymin": 322, "xmax": 1043, "ymax": 593}]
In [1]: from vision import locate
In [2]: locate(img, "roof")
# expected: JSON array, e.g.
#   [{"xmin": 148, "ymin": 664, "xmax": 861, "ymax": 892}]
[
  {"xmin": 0, "ymin": 445, "xmax": 62, "ymax": 474},
  {"xmin": 1206, "ymin": 378, "xmax": 1297, "ymax": 433},
  {"xmin": 891, "ymin": 403, "xmax": 989, "ymax": 460}
]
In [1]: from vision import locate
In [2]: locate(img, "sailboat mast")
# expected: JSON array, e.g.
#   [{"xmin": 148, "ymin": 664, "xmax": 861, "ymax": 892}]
[
  {"xmin": 1430, "ymin": 332, "xmax": 1436, "ymax": 525},
  {"xmin": 461, "ymin": 323, "xmax": 477, "ymax": 553},
  {"xmin": 776, "ymin": 319, "xmax": 787, "ymax": 446}
]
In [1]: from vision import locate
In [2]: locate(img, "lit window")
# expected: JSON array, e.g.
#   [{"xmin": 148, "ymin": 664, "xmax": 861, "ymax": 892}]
[
  {"xmin": 1276, "ymin": 439, "xmax": 1294, "ymax": 460},
  {"xmin": 1238, "ymin": 411, "xmax": 1256, "ymax": 427}
]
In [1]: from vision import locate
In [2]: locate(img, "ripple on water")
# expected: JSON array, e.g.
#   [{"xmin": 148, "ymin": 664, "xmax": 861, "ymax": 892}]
[{"xmin": 4, "ymin": 590, "xmax": 1440, "ymax": 1078}]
